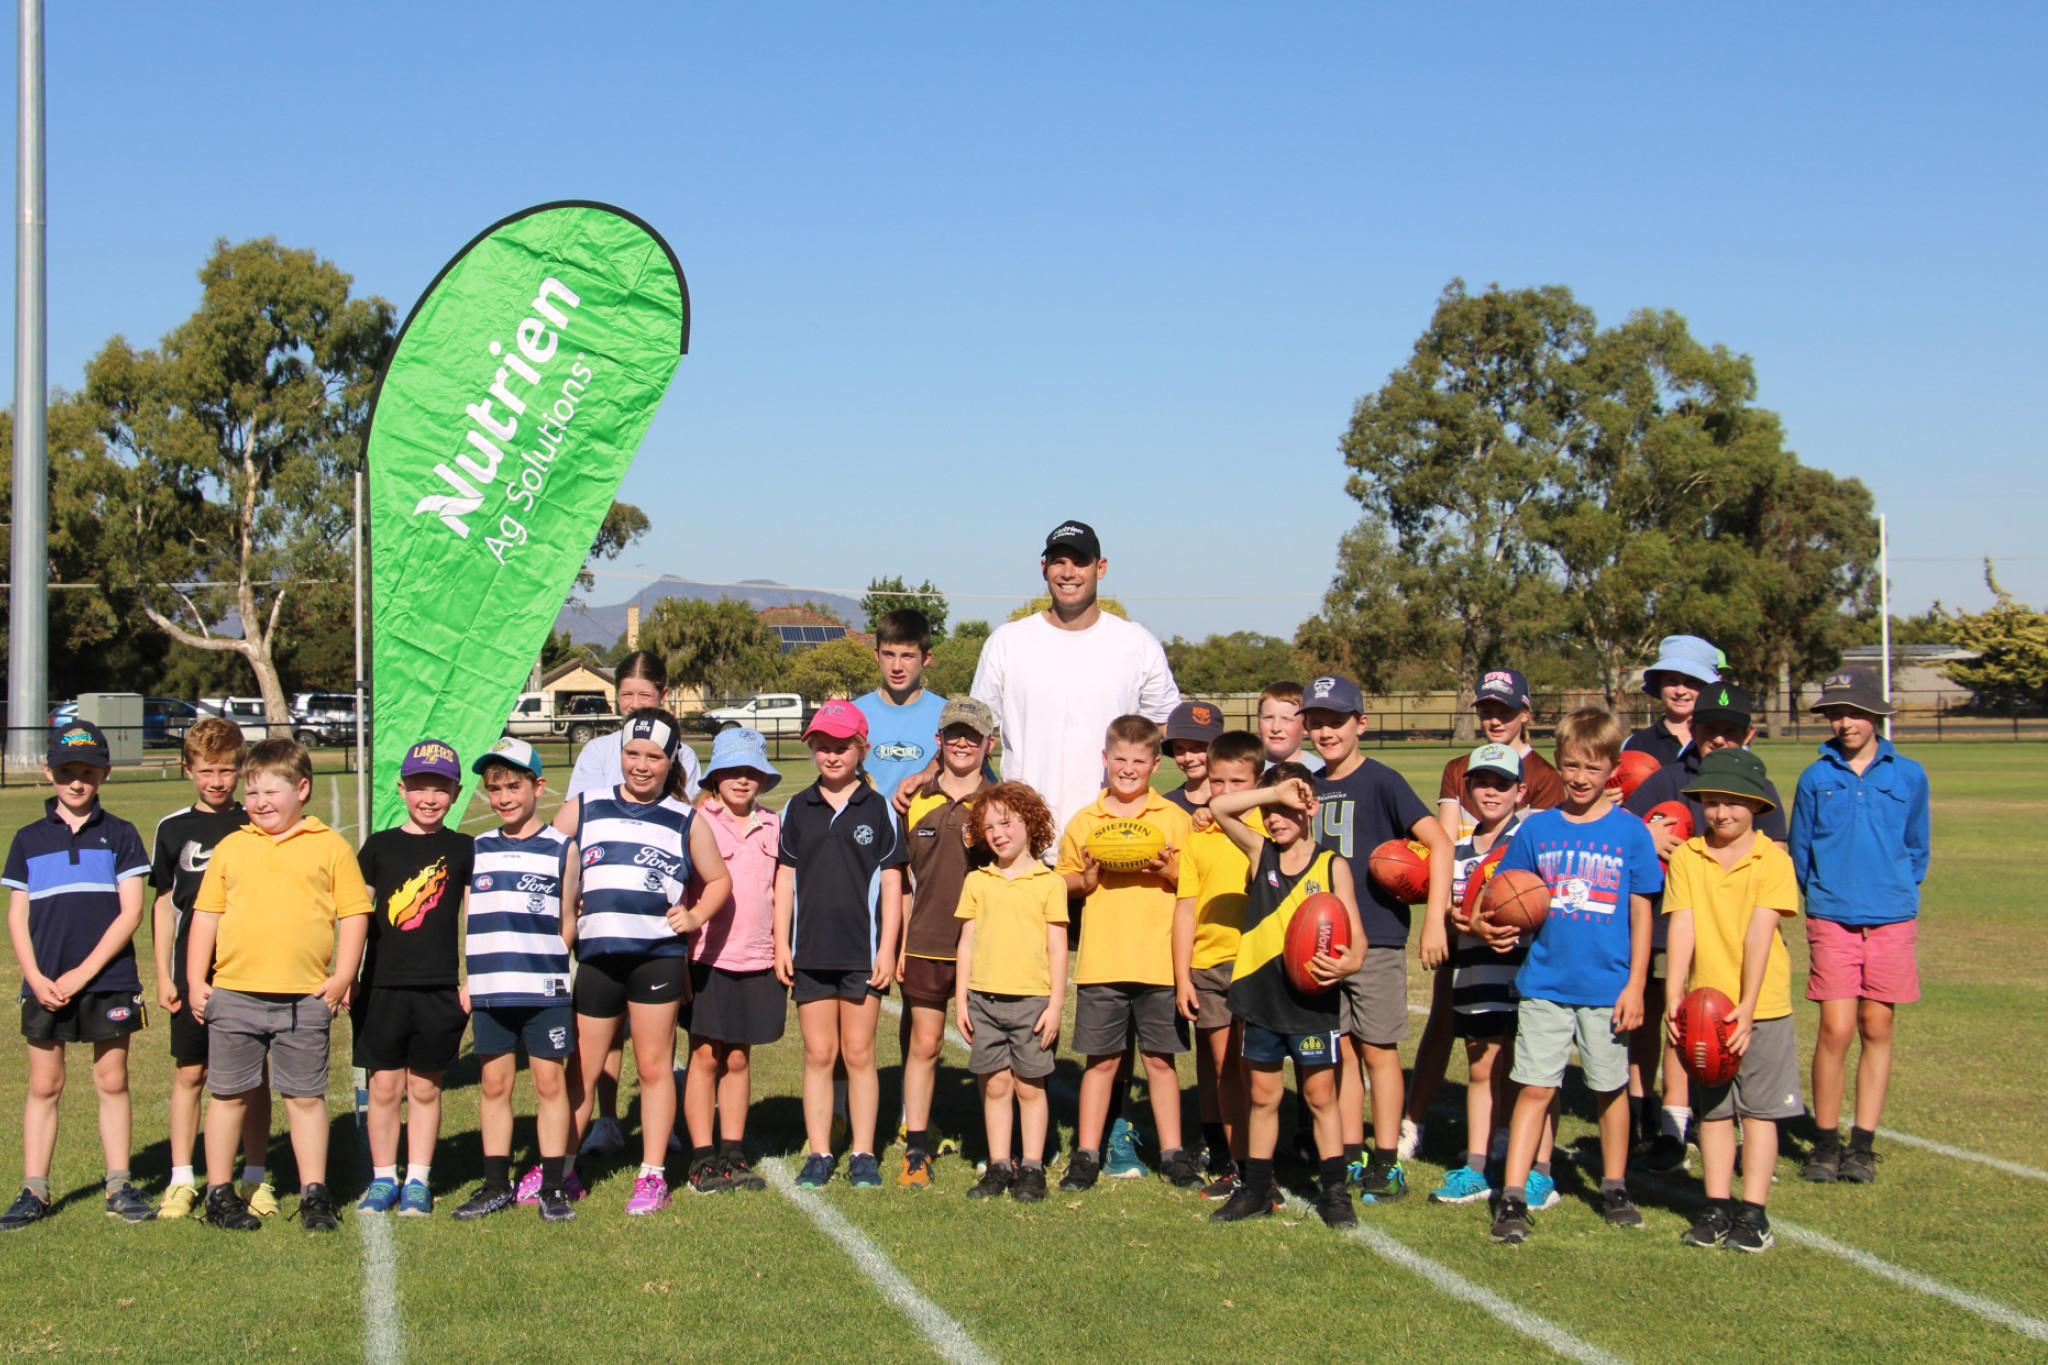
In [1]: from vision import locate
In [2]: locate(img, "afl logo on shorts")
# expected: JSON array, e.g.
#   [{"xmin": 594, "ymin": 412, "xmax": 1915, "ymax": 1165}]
[
  {"xmin": 476, "ymin": 874, "xmax": 494, "ymax": 892},
  {"xmin": 106, "ymin": 1005, "xmax": 132, "ymax": 1022},
  {"xmin": 583, "ymin": 847, "xmax": 605, "ymax": 867},
  {"xmin": 854, "ymin": 825, "xmax": 874, "ymax": 846}
]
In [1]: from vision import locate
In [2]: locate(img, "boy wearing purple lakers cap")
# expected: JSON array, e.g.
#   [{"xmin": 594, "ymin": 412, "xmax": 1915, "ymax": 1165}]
[
  {"xmin": 353, "ymin": 739, "xmax": 475, "ymax": 1218},
  {"xmin": 1792, "ymin": 665, "xmax": 1929, "ymax": 1185}
]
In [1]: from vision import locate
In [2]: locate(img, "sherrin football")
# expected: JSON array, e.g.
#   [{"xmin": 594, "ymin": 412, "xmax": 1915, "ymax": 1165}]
[
  {"xmin": 1459, "ymin": 843, "xmax": 1508, "ymax": 926},
  {"xmin": 1674, "ymin": 986, "xmax": 1741, "ymax": 1087},
  {"xmin": 1085, "ymin": 818, "xmax": 1167, "ymax": 871},
  {"xmin": 1368, "ymin": 838, "xmax": 1431, "ymax": 904},
  {"xmin": 1644, "ymin": 800, "xmax": 1695, "ymax": 869},
  {"xmin": 1284, "ymin": 891, "xmax": 1355, "ymax": 995},
  {"xmin": 1481, "ymin": 867, "xmax": 1551, "ymax": 935},
  {"xmin": 1607, "ymin": 750, "xmax": 1663, "ymax": 800}
]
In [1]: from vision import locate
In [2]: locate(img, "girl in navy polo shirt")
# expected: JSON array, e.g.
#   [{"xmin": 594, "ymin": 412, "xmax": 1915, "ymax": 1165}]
[
  {"xmin": 773, "ymin": 701, "xmax": 906, "ymax": 1191},
  {"xmin": 553, "ymin": 710, "xmax": 730, "ymax": 1216}
]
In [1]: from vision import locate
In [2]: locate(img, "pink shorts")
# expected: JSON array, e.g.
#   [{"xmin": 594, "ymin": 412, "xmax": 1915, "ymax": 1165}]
[{"xmin": 1805, "ymin": 918, "xmax": 1920, "ymax": 1004}]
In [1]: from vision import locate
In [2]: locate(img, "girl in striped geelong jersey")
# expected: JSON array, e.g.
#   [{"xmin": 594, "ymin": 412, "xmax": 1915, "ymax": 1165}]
[{"xmin": 553, "ymin": 711, "xmax": 730, "ymax": 1215}]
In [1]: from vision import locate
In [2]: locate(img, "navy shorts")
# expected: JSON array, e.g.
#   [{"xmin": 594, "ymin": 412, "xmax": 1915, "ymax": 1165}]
[
  {"xmin": 1240, "ymin": 1023, "xmax": 1342, "ymax": 1069},
  {"xmin": 470, "ymin": 1004, "xmax": 576, "ymax": 1060}
]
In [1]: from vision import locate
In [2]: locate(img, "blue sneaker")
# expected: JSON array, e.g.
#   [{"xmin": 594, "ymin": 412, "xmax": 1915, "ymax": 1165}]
[
  {"xmin": 846, "ymin": 1153, "xmax": 882, "ymax": 1189},
  {"xmin": 794, "ymin": 1154, "xmax": 837, "ymax": 1189},
  {"xmin": 356, "ymin": 1178, "xmax": 399, "ymax": 1214},
  {"xmin": 1427, "ymin": 1165, "xmax": 1492, "ymax": 1205},
  {"xmin": 1526, "ymin": 1170, "xmax": 1559, "ymax": 1211},
  {"xmin": 398, "ymin": 1181, "xmax": 433, "ymax": 1218},
  {"xmin": 1104, "ymin": 1119, "xmax": 1149, "ymax": 1179}
]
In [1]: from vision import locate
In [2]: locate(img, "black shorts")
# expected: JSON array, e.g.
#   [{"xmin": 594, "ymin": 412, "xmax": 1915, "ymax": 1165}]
[
  {"xmin": 20, "ymin": 989, "xmax": 146, "ymax": 1044},
  {"xmin": 686, "ymin": 963, "xmax": 787, "ymax": 1047},
  {"xmin": 169, "ymin": 996, "xmax": 209, "ymax": 1064},
  {"xmin": 791, "ymin": 967, "xmax": 882, "ymax": 1007},
  {"xmin": 1452, "ymin": 1009, "xmax": 1517, "ymax": 1042},
  {"xmin": 351, "ymin": 986, "xmax": 467, "ymax": 1073},
  {"xmin": 574, "ymin": 953, "xmax": 691, "ymax": 1020}
]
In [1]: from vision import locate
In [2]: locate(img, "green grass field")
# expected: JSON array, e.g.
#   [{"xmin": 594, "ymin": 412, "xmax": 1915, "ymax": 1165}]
[{"xmin": 1, "ymin": 740, "xmax": 2044, "ymax": 1364}]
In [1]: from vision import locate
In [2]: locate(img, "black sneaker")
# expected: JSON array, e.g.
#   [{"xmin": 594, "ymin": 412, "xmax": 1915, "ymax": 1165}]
[
  {"xmin": 1801, "ymin": 1142, "xmax": 1843, "ymax": 1183},
  {"xmin": 1490, "ymin": 1196, "xmax": 1530, "ymax": 1244},
  {"xmin": 1057, "ymin": 1152, "xmax": 1100, "ymax": 1193},
  {"xmin": 688, "ymin": 1155, "xmax": 733, "ymax": 1196},
  {"xmin": 1315, "ymin": 1183, "xmax": 1358, "ymax": 1229},
  {"xmin": 1839, "ymin": 1148, "xmax": 1880, "ymax": 1184},
  {"xmin": 297, "ymin": 1183, "xmax": 340, "ymax": 1233},
  {"xmin": 452, "ymin": 1184, "xmax": 516, "ymax": 1221},
  {"xmin": 0, "ymin": 1188, "xmax": 52, "ymax": 1231},
  {"xmin": 720, "ymin": 1150, "xmax": 766, "ymax": 1192},
  {"xmin": 1159, "ymin": 1150, "xmax": 1204, "ymax": 1190},
  {"xmin": 967, "ymin": 1163, "xmax": 1015, "ymax": 1200},
  {"xmin": 1011, "ymin": 1166, "xmax": 1047, "ymax": 1203},
  {"xmin": 104, "ymin": 1181, "xmax": 157, "ymax": 1223},
  {"xmin": 1639, "ymin": 1133, "xmax": 1688, "ymax": 1174},
  {"xmin": 1600, "ymin": 1187, "xmax": 1643, "ymax": 1228},
  {"xmin": 1679, "ymin": 1204, "xmax": 1732, "ymax": 1248},
  {"xmin": 204, "ymin": 1184, "xmax": 261, "ymax": 1231},
  {"xmin": 1726, "ymin": 1205, "xmax": 1775, "ymax": 1253},
  {"xmin": 1356, "ymin": 1161, "xmax": 1408, "ymax": 1203},
  {"xmin": 1201, "ymin": 1172, "xmax": 1241, "ymax": 1201},
  {"xmin": 1204, "ymin": 1148, "xmax": 1235, "ymax": 1180},
  {"xmin": 536, "ymin": 1185, "xmax": 577, "ymax": 1223},
  {"xmin": 1210, "ymin": 1181, "xmax": 1277, "ymax": 1223}
]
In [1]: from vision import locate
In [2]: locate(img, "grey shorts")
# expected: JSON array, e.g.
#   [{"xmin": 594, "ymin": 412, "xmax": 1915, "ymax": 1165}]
[
  {"xmin": 205, "ymin": 989, "xmax": 332, "ymax": 1098},
  {"xmin": 1339, "ymin": 946, "xmax": 1410, "ymax": 1046},
  {"xmin": 1692, "ymin": 1015, "xmax": 1804, "ymax": 1122},
  {"xmin": 1072, "ymin": 982, "xmax": 1188, "ymax": 1058},
  {"xmin": 967, "ymin": 992, "xmax": 1057, "ymax": 1079},
  {"xmin": 1190, "ymin": 964, "xmax": 1235, "ymax": 1031},
  {"xmin": 1511, "ymin": 997, "xmax": 1630, "ymax": 1094}
]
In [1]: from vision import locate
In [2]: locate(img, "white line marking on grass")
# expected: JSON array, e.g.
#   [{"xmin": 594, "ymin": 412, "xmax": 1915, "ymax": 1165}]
[
  {"xmin": 1276, "ymin": 1190, "xmax": 1629, "ymax": 1365},
  {"xmin": 357, "ymin": 1212, "xmax": 405, "ymax": 1365},
  {"xmin": 763, "ymin": 1159, "xmax": 998, "ymax": 1365},
  {"xmin": 1875, "ymin": 1127, "xmax": 2048, "ymax": 1182}
]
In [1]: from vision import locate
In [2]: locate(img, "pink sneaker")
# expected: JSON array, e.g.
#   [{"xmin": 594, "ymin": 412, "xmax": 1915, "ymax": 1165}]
[
  {"xmin": 625, "ymin": 1172, "xmax": 670, "ymax": 1216},
  {"xmin": 516, "ymin": 1166, "xmax": 586, "ymax": 1206}
]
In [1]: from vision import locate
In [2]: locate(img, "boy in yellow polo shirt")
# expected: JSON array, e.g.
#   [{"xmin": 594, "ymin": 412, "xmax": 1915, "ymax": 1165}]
[
  {"xmin": 187, "ymin": 739, "xmax": 372, "ymax": 1233},
  {"xmin": 1055, "ymin": 714, "xmax": 1196, "ymax": 1192},
  {"xmin": 1172, "ymin": 729, "xmax": 1264, "ymax": 1197},
  {"xmin": 954, "ymin": 781, "xmax": 1068, "ymax": 1202},
  {"xmin": 1663, "ymin": 748, "xmax": 1800, "ymax": 1254}
]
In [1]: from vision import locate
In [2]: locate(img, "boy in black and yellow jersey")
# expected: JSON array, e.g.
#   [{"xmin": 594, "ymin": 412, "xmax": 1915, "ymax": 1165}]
[{"xmin": 1204, "ymin": 763, "xmax": 1367, "ymax": 1229}]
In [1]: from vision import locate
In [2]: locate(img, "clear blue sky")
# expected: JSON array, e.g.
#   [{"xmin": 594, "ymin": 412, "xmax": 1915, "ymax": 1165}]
[{"xmin": 5, "ymin": 3, "xmax": 2042, "ymax": 644}]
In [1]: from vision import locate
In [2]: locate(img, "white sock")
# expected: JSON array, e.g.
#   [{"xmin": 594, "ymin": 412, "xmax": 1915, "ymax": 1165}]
[
  {"xmin": 405, "ymin": 1164, "xmax": 430, "ymax": 1187},
  {"xmin": 638, "ymin": 1162, "xmax": 664, "ymax": 1179},
  {"xmin": 373, "ymin": 1164, "xmax": 397, "ymax": 1182},
  {"xmin": 170, "ymin": 1165, "xmax": 195, "ymax": 1187},
  {"xmin": 242, "ymin": 1165, "xmax": 267, "ymax": 1186},
  {"xmin": 833, "ymin": 1079, "xmax": 849, "ymax": 1119},
  {"xmin": 1661, "ymin": 1106, "xmax": 1690, "ymax": 1141}
]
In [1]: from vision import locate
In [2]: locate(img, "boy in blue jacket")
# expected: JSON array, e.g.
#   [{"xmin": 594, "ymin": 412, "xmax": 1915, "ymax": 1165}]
[{"xmin": 1790, "ymin": 666, "xmax": 1930, "ymax": 1185}]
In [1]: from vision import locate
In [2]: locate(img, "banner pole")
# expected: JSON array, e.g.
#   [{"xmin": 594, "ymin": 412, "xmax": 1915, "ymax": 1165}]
[
  {"xmin": 354, "ymin": 463, "xmax": 369, "ymax": 834},
  {"xmin": 7, "ymin": 0, "xmax": 47, "ymax": 767}
]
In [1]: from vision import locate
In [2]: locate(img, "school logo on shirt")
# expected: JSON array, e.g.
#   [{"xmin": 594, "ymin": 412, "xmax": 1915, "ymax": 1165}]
[
  {"xmin": 854, "ymin": 825, "xmax": 875, "ymax": 846},
  {"xmin": 388, "ymin": 859, "xmax": 453, "ymax": 931}
]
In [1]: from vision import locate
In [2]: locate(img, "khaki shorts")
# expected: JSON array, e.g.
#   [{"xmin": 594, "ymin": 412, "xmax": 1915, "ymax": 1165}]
[
  {"xmin": 1189, "ymin": 964, "xmax": 1235, "ymax": 1031},
  {"xmin": 1339, "ymin": 946, "xmax": 1410, "ymax": 1046},
  {"xmin": 1692, "ymin": 1015, "xmax": 1804, "ymax": 1122},
  {"xmin": 967, "ymin": 992, "xmax": 1057, "ymax": 1079}
]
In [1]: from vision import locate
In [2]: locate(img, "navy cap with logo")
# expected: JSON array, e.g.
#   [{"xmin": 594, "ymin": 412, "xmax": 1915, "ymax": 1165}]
[
  {"xmin": 1163, "ymin": 700, "xmax": 1225, "ymax": 745},
  {"xmin": 1042, "ymin": 520, "xmax": 1102, "ymax": 563},
  {"xmin": 47, "ymin": 720, "xmax": 111, "ymax": 770},
  {"xmin": 1302, "ymin": 675, "xmax": 1366, "ymax": 717},
  {"xmin": 1473, "ymin": 669, "xmax": 1531, "ymax": 711},
  {"xmin": 1809, "ymin": 664, "xmax": 1895, "ymax": 718},
  {"xmin": 1693, "ymin": 682, "xmax": 1755, "ymax": 729}
]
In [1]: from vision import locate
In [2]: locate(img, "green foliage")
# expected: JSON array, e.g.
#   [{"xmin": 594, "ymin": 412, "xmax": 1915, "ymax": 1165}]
[
  {"xmin": 1008, "ymin": 596, "xmax": 1128, "ymax": 621},
  {"xmin": 639, "ymin": 597, "xmax": 784, "ymax": 697},
  {"xmin": 783, "ymin": 635, "xmax": 882, "ymax": 701},
  {"xmin": 1843, "ymin": 608, "xmax": 1951, "ymax": 648},
  {"xmin": 1941, "ymin": 564, "xmax": 2048, "ymax": 707},
  {"xmin": 572, "ymin": 501, "xmax": 650, "ymax": 594},
  {"xmin": 539, "ymin": 627, "xmax": 583, "ymax": 672},
  {"xmin": 1163, "ymin": 632, "xmax": 1304, "ymax": 695},
  {"xmin": 861, "ymin": 576, "xmax": 948, "ymax": 642},
  {"xmin": 922, "ymin": 619, "xmax": 989, "ymax": 698},
  {"xmin": 791, "ymin": 598, "xmax": 853, "ymax": 627}
]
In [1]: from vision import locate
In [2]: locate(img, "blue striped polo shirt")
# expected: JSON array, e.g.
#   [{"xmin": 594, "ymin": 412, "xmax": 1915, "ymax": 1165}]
[
  {"xmin": 466, "ymin": 825, "xmax": 573, "ymax": 1007},
  {"xmin": 3, "ymin": 799, "xmax": 151, "ymax": 993},
  {"xmin": 576, "ymin": 788, "xmax": 695, "ymax": 961}
]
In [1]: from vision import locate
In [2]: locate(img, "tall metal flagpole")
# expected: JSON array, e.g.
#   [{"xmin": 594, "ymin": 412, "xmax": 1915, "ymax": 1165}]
[
  {"xmin": 7, "ymin": 0, "xmax": 46, "ymax": 765},
  {"xmin": 1879, "ymin": 512, "xmax": 1892, "ymax": 740}
]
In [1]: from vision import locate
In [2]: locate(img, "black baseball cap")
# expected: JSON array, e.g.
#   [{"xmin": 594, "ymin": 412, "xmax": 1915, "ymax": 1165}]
[
  {"xmin": 48, "ymin": 719, "xmax": 111, "ymax": 769},
  {"xmin": 1693, "ymin": 682, "xmax": 1755, "ymax": 729},
  {"xmin": 1042, "ymin": 520, "xmax": 1102, "ymax": 563},
  {"xmin": 1810, "ymin": 665, "xmax": 1895, "ymax": 718}
]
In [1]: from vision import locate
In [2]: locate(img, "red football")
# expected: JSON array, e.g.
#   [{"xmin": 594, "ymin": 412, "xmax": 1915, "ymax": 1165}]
[
  {"xmin": 1644, "ymin": 800, "xmax": 1695, "ymax": 869},
  {"xmin": 1481, "ymin": 867, "xmax": 1550, "ymax": 935},
  {"xmin": 1458, "ymin": 843, "xmax": 1508, "ymax": 927},
  {"xmin": 1674, "ymin": 986, "xmax": 1741, "ymax": 1087},
  {"xmin": 1284, "ymin": 891, "xmax": 1355, "ymax": 995},
  {"xmin": 1607, "ymin": 750, "xmax": 1663, "ymax": 800},
  {"xmin": 1368, "ymin": 838, "xmax": 1431, "ymax": 904}
]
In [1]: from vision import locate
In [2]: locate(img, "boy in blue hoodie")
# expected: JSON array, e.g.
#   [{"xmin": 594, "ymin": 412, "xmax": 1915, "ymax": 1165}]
[{"xmin": 1790, "ymin": 666, "xmax": 1930, "ymax": 1185}]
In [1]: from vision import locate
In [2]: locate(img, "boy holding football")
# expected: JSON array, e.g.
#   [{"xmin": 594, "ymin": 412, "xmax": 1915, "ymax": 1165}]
[
  {"xmin": 1664, "ymin": 748, "xmax": 1801, "ymax": 1252},
  {"xmin": 1481, "ymin": 708, "xmax": 1660, "ymax": 1244},
  {"xmin": 1055, "ymin": 715, "xmax": 1197, "ymax": 1191}
]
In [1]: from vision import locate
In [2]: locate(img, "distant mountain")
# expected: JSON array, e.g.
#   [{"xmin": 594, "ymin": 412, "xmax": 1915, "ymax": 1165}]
[{"xmin": 554, "ymin": 578, "xmax": 862, "ymax": 647}]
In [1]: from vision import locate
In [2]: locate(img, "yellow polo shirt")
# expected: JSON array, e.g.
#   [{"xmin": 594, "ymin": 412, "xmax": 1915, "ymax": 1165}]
[
  {"xmin": 956, "ymin": 863, "xmax": 1070, "ymax": 997},
  {"xmin": 1662, "ymin": 836, "xmax": 1799, "ymax": 1021},
  {"xmin": 1055, "ymin": 791, "xmax": 1194, "ymax": 986},
  {"xmin": 194, "ymin": 818, "xmax": 373, "ymax": 994},
  {"xmin": 1176, "ymin": 813, "xmax": 1263, "ymax": 971}
]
